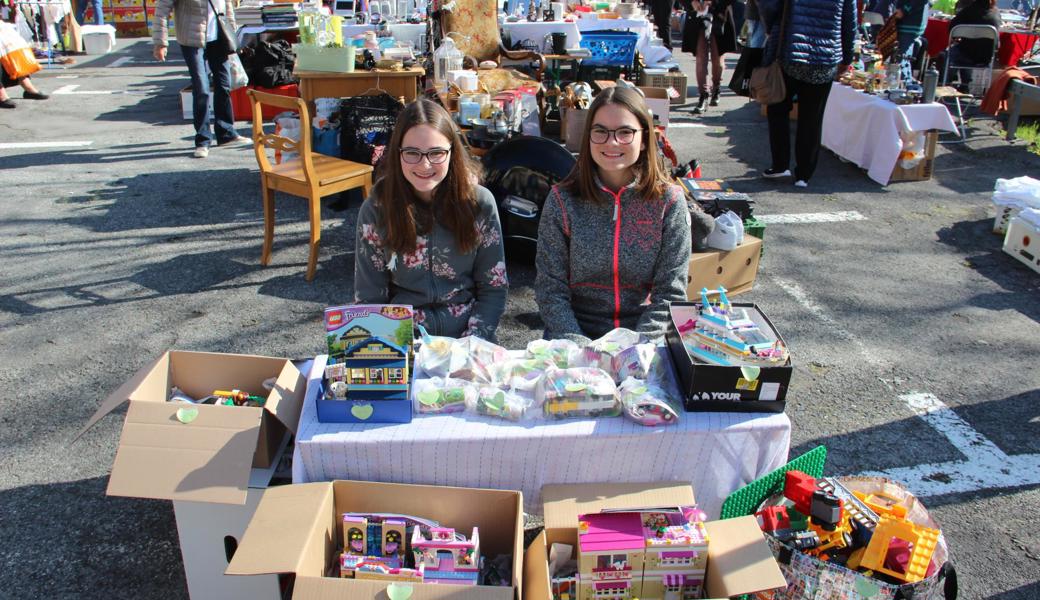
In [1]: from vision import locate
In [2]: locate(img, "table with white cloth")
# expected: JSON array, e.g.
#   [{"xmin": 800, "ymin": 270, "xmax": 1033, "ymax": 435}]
[
  {"xmin": 501, "ymin": 20, "xmax": 582, "ymax": 54},
  {"xmin": 822, "ymin": 83, "xmax": 958, "ymax": 185},
  {"xmin": 291, "ymin": 357, "xmax": 791, "ymax": 518}
]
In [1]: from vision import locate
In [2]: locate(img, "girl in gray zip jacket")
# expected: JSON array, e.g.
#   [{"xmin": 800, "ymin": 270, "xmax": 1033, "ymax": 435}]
[
  {"xmin": 353, "ymin": 100, "xmax": 508, "ymax": 341},
  {"xmin": 536, "ymin": 87, "xmax": 692, "ymax": 343}
]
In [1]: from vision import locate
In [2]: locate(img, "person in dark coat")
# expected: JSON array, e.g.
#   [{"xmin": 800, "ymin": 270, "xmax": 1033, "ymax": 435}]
[
  {"xmin": 759, "ymin": 0, "xmax": 856, "ymax": 187},
  {"xmin": 681, "ymin": 0, "xmax": 736, "ymax": 113},
  {"xmin": 651, "ymin": 0, "xmax": 676, "ymax": 50}
]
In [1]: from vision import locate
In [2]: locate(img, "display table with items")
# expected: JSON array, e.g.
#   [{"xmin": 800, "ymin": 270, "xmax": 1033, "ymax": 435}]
[
  {"xmin": 295, "ymin": 66, "xmax": 424, "ymax": 111},
  {"xmin": 291, "ymin": 302, "xmax": 793, "ymax": 517},
  {"xmin": 924, "ymin": 16, "xmax": 1039, "ymax": 68},
  {"xmin": 822, "ymin": 82, "xmax": 958, "ymax": 185}
]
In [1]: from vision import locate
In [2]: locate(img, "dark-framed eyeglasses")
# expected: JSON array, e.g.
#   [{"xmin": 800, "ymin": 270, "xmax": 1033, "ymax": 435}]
[
  {"xmin": 400, "ymin": 147, "xmax": 451, "ymax": 164},
  {"xmin": 589, "ymin": 126, "xmax": 642, "ymax": 145}
]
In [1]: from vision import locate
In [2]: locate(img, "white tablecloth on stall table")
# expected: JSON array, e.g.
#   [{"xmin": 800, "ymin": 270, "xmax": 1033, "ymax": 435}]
[
  {"xmin": 501, "ymin": 20, "xmax": 582, "ymax": 54},
  {"xmin": 822, "ymin": 83, "xmax": 958, "ymax": 185},
  {"xmin": 291, "ymin": 357, "xmax": 791, "ymax": 517}
]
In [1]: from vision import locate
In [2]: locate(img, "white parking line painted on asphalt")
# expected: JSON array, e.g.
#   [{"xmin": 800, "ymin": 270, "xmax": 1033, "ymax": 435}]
[
  {"xmin": 52, "ymin": 85, "xmax": 121, "ymax": 95},
  {"xmin": 668, "ymin": 123, "xmax": 709, "ymax": 129},
  {"xmin": 856, "ymin": 393, "xmax": 1040, "ymax": 497},
  {"xmin": 756, "ymin": 211, "xmax": 866, "ymax": 224},
  {"xmin": 56, "ymin": 75, "xmax": 79, "ymax": 79},
  {"xmin": 0, "ymin": 141, "xmax": 94, "ymax": 149},
  {"xmin": 109, "ymin": 56, "xmax": 133, "ymax": 67}
]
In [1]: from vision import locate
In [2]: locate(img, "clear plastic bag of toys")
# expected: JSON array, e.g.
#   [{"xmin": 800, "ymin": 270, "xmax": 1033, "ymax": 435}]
[
  {"xmin": 493, "ymin": 356, "xmax": 556, "ymax": 393},
  {"xmin": 618, "ymin": 377, "xmax": 681, "ymax": 426},
  {"xmin": 526, "ymin": 338, "xmax": 580, "ymax": 369},
  {"xmin": 469, "ymin": 385, "xmax": 530, "ymax": 421},
  {"xmin": 415, "ymin": 326, "xmax": 468, "ymax": 378},
  {"xmin": 412, "ymin": 377, "xmax": 476, "ymax": 414},
  {"xmin": 536, "ymin": 367, "xmax": 620, "ymax": 419},
  {"xmin": 611, "ymin": 342, "xmax": 657, "ymax": 383},
  {"xmin": 575, "ymin": 328, "xmax": 643, "ymax": 373},
  {"xmin": 449, "ymin": 336, "xmax": 509, "ymax": 384}
]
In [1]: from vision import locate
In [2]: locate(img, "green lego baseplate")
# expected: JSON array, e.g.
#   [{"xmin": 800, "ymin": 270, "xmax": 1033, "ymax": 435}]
[{"xmin": 720, "ymin": 445, "xmax": 828, "ymax": 520}]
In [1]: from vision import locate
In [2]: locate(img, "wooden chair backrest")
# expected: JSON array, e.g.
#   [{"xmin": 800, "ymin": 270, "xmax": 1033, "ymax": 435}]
[{"xmin": 248, "ymin": 90, "xmax": 318, "ymax": 187}]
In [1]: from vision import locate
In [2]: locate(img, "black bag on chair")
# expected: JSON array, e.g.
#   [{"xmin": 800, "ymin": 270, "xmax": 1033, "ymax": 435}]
[{"xmin": 729, "ymin": 46, "xmax": 764, "ymax": 97}]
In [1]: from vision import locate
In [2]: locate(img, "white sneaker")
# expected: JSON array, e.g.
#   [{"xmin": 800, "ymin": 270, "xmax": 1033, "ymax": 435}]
[
  {"xmin": 762, "ymin": 168, "xmax": 791, "ymax": 179},
  {"xmin": 794, "ymin": 179, "xmax": 808, "ymax": 188},
  {"xmin": 193, "ymin": 146, "xmax": 209, "ymax": 159},
  {"xmin": 218, "ymin": 135, "xmax": 252, "ymax": 147}
]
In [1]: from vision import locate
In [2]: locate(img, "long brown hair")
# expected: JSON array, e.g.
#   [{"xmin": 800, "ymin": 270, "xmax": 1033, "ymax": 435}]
[
  {"xmin": 376, "ymin": 98, "xmax": 482, "ymax": 255},
  {"xmin": 560, "ymin": 86, "xmax": 668, "ymax": 203}
]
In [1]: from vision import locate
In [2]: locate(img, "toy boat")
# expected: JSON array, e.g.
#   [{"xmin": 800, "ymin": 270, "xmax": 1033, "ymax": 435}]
[{"xmin": 678, "ymin": 288, "xmax": 789, "ymax": 367}]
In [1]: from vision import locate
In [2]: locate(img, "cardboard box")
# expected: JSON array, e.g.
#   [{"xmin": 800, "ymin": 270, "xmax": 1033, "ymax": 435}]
[
  {"xmin": 173, "ymin": 437, "xmax": 289, "ymax": 600},
  {"xmin": 226, "ymin": 480, "xmax": 524, "ymax": 599},
  {"xmin": 78, "ymin": 351, "xmax": 306, "ymax": 504},
  {"xmin": 641, "ymin": 70, "xmax": 689, "ymax": 105},
  {"xmin": 686, "ymin": 235, "xmax": 762, "ymax": 299},
  {"xmin": 665, "ymin": 302, "xmax": 792, "ymax": 412},
  {"xmin": 524, "ymin": 482, "xmax": 787, "ymax": 600},
  {"xmin": 889, "ymin": 130, "xmax": 938, "ymax": 183},
  {"xmin": 640, "ymin": 86, "xmax": 670, "ymax": 128},
  {"xmin": 1003, "ymin": 214, "xmax": 1040, "ymax": 274}
]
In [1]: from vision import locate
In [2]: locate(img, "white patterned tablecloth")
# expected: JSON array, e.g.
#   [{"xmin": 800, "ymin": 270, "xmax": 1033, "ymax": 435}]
[{"xmin": 292, "ymin": 356, "xmax": 791, "ymax": 517}]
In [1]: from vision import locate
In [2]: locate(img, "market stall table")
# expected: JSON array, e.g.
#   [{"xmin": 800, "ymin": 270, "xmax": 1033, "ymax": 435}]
[
  {"xmin": 502, "ymin": 20, "xmax": 582, "ymax": 54},
  {"xmin": 291, "ymin": 357, "xmax": 792, "ymax": 517},
  {"xmin": 924, "ymin": 17, "xmax": 1039, "ymax": 67},
  {"xmin": 294, "ymin": 66, "xmax": 423, "ymax": 113},
  {"xmin": 822, "ymin": 83, "xmax": 958, "ymax": 185}
]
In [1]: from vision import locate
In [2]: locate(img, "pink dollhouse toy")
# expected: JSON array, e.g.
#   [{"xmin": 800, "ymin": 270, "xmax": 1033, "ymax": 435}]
[
  {"xmin": 411, "ymin": 526, "xmax": 481, "ymax": 585},
  {"xmin": 576, "ymin": 507, "xmax": 709, "ymax": 600}
]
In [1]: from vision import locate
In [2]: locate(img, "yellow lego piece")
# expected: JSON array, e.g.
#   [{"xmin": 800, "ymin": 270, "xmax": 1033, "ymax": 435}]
[
  {"xmin": 859, "ymin": 515, "xmax": 939, "ymax": 583},
  {"xmin": 853, "ymin": 490, "xmax": 909, "ymax": 520}
]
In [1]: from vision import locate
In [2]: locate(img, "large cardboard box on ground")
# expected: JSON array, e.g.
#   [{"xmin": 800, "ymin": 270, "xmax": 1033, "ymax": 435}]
[
  {"xmin": 889, "ymin": 130, "xmax": 938, "ymax": 183},
  {"xmin": 523, "ymin": 482, "xmax": 786, "ymax": 600},
  {"xmin": 687, "ymin": 234, "xmax": 763, "ymax": 299},
  {"xmin": 78, "ymin": 351, "xmax": 307, "ymax": 504},
  {"xmin": 226, "ymin": 480, "xmax": 525, "ymax": 599}
]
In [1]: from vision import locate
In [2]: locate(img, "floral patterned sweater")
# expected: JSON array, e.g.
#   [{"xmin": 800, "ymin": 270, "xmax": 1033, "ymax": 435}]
[{"xmin": 354, "ymin": 185, "xmax": 508, "ymax": 341}]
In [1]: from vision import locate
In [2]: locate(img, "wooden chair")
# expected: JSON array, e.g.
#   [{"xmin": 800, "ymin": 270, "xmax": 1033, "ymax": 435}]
[{"xmin": 248, "ymin": 90, "xmax": 374, "ymax": 281}]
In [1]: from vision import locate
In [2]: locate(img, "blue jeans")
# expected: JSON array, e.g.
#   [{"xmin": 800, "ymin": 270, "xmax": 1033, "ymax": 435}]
[
  {"xmin": 181, "ymin": 41, "xmax": 237, "ymax": 148},
  {"xmin": 76, "ymin": 0, "xmax": 104, "ymax": 25}
]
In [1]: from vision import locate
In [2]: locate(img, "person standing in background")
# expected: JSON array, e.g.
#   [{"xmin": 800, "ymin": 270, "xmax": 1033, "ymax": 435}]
[
  {"xmin": 681, "ymin": 0, "xmax": 736, "ymax": 114},
  {"xmin": 75, "ymin": 0, "xmax": 104, "ymax": 25},
  {"xmin": 893, "ymin": 0, "xmax": 932, "ymax": 55},
  {"xmin": 152, "ymin": 0, "xmax": 250, "ymax": 158},
  {"xmin": 651, "ymin": 0, "xmax": 676, "ymax": 50}
]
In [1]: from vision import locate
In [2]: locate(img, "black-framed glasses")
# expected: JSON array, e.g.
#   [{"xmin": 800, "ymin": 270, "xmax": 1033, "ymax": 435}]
[
  {"xmin": 589, "ymin": 126, "xmax": 642, "ymax": 145},
  {"xmin": 400, "ymin": 147, "xmax": 451, "ymax": 164}
]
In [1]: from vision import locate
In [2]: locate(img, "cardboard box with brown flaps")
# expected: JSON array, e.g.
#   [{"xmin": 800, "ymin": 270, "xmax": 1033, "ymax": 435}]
[
  {"xmin": 77, "ymin": 351, "xmax": 306, "ymax": 505},
  {"xmin": 226, "ymin": 480, "xmax": 525, "ymax": 600},
  {"xmin": 687, "ymin": 235, "xmax": 763, "ymax": 299},
  {"xmin": 523, "ymin": 482, "xmax": 787, "ymax": 600}
]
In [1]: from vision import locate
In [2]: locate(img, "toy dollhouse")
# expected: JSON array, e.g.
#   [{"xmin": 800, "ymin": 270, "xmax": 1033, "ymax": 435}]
[
  {"xmin": 676, "ymin": 287, "xmax": 789, "ymax": 367},
  {"xmin": 411, "ymin": 526, "xmax": 481, "ymax": 585},
  {"xmin": 576, "ymin": 507, "xmax": 709, "ymax": 600}
]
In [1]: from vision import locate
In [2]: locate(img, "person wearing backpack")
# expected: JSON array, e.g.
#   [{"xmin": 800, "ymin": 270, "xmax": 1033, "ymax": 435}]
[{"xmin": 152, "ymin": 0, "xmax": 250, "ymax": 158}]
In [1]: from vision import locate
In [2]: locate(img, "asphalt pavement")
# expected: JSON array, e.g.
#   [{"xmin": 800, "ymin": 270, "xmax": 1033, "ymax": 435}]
[{"xmin": 0, "ymin": 38, "xmax": 1038, "ymax": 599}]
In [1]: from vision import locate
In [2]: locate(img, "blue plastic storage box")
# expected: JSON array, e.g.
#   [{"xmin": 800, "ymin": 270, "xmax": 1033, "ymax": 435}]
[{"xmin": 578, "ymin": 30, "xmax": 639, "ymax": 67}]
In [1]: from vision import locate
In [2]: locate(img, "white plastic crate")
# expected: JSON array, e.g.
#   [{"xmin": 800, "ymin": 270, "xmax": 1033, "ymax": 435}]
[
  {"xmin": 1002, "ymin": 214, "xmax": 1040, "ymax": 275},
  {"xmin": 993, "ymin": 205, "xmax": 1019, "ymax": 235}
]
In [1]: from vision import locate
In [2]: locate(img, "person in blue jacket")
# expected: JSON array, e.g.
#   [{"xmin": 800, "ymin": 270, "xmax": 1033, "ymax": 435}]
[{"xmin": 759, "ymin": 0, "xmax": 857, "ymax": 188}]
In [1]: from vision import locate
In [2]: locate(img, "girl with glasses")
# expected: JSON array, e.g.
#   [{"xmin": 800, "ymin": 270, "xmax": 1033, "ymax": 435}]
[
  {"xmin": 354, "ymin": 99, "xmax": 508, "ymax": 341},
  {"xmin": 535, "ymin": 86, "xmax": 692, "ymax": 343}
]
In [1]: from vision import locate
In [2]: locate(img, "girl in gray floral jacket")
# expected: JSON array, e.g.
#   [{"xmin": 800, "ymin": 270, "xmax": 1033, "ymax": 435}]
[{"xmin": 354, "ymin": 99, "xmax": 508, "ymax": 341}]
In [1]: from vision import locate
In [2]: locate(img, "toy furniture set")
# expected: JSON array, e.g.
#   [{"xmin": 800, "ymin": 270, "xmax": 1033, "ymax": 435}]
[
  {"xmin": 573, "ymin": 506, "xmax": 710, "ymax": 600},
  {"xmin": 338, "ymin": 512, "xmax": 480, "ymax": 585},
  {"xmin": 319, "ymin": 304, "xmax": 414, "ymax": 423}
]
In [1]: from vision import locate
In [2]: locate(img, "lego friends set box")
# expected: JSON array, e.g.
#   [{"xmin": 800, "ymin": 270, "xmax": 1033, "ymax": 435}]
[
  {"xmin": 317, "ymin": 304, "xmax": 414, "ymax": 423},
  {"xmin": 665, "ymin": 288, "xmax": 792, "ymax": 413},
  {"xmin": 226, "ymin": 480, "xmax": 524, "ymax": 599},
  {"xmin": 523, "ymin": 482, "xmax": 786, "ymax": 600},
  {"xmin": 76, "ymin": 351, "xmax": 306, "ymax": 505}
]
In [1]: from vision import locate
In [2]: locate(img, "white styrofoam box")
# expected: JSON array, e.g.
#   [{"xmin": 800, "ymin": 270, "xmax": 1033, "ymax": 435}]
[
  {"xmin": 81, "ymin": 24, "xmax": 116, "ymax": 54},
  {"xmin": 993, "ymin": 205, "xmax": 1020, "ymax": 235},
  {"xmin": 181, "ymin": 86, "xmax": 214, "ymax": 121},
  {"xmin": 172, "ymin": 434, "xmax": 290, "ymax": 600},
  {"xmin": 1002, "ymin": 214, "xmax": 1040, "ymax": 275}
]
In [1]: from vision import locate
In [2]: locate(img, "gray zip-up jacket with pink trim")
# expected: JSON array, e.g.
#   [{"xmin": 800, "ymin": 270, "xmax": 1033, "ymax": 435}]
[{"xmin": 535, "ymin": 180, "xmax": 692, "ymax": 343}]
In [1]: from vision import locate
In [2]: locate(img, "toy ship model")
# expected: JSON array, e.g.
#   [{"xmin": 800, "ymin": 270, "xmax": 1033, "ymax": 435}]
[{"xmin": 678, "ymin": 287, "xmax": 789, "ymax": 367}]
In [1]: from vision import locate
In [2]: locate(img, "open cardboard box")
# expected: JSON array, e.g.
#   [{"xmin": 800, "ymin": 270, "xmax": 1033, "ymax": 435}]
[
  {"xmin": 226, "ymin": 480, "xmax": 524, "ymax": 599},
  {"xmin": 687, "ymin": 234, "xmax": 763, "ymax": 299},
  {"xmin": 77, "ymin": 351, "xmax": 306, "ymax": 505},
  {"xmin": 524, "ymin": 482, "xmax": 786, "ymax": 600}
]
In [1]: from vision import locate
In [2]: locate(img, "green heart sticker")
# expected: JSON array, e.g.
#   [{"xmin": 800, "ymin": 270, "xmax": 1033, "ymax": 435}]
[
  {"xmin": 740, "ymin": 366, "xmax": 761, "ymax": 381},
  {"xmin": 418, "ymin": 390, "xmax": 441, "ymax": 406},
  {"xmin": 565, "ymin": 383, "xmax": 587, "ymax": 393},
  {"xmin": 386, "ymin": 583, "xmax": 413, "ymax": 600},
  {"xmin": 351, "ymin": 403, "xmax": 374, "ymax": 420},
  {"xmin": 176, "ymin": 407, "xmax": 199, "ymax": 424},
  {"xmin": 485, "ymin": 391, "xmax": 506, "ymax": 411}
]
